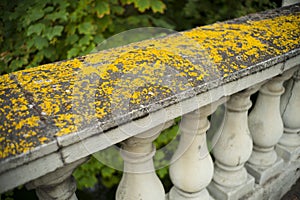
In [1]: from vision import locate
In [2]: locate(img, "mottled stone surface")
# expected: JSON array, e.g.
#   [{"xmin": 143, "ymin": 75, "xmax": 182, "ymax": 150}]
[{"xmin": 0, "ymin": 5, "xmax": 299, "ymax": 164}]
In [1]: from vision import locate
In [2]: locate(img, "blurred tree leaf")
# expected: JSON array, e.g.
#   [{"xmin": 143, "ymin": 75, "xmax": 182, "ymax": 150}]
[
  {"xmin": 27, "ymin": 23, "xmax": 46, "ymax": 36},
  {"xmin": 95, "ymin": 1, "xmax": 110, "ymax": 18}
]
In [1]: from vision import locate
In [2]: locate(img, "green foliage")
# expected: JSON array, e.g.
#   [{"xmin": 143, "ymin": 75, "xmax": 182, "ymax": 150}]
[
  {"xmin": 0, "ymin": 190, "xmax": 14, "ymax": 200},
  {"xmin": 0, "ymin": 186, "xmax": 26, "ymax": 200},
  {"xmin": 0, "ymin": 0, "xmax": 280, "ymax": 74},
  {"xmin": 163, "ymin": 0, "xmax": 279, "ymax": 31},
  {"xmin": 0, "ymin": 0, "xmax": 168, "ymax": 74},
  {"xmin": 155, "ymin": 123, "xmax": 180, "ymax": 183},
  {"xmin": 73, "ymin": 156, "xmax": 123, "ymax": 190},
  {"xmin": 154, "ymin": 117, "xmax": 181, "ymax": 179}
]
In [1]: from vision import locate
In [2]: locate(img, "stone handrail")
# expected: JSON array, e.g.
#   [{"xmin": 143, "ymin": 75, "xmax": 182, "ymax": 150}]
[{"xmin": 0, "ymin": 4, "xmax": 300, "ymax": 200}]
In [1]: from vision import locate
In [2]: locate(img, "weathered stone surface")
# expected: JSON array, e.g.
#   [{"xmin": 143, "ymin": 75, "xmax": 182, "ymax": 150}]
[
  {"xmin": 242, "ymin": 159, "xmax": 300, "ymax": 200},
  {"xmin": 26, "ymin": 158, "xmax": 87, "ymax": 200},
  {"xmin": 169, "ymin": 100, "xmax": 225, "ymax": 200},
  {"xmin": 246, "ymin": 157, "xmax": 284, "ymax": 185},
  {"xmin": 208, "ymin": 174, "xmax": 255, "ymax": 200},
  {"xmin": 1, "ymin": 4, "xmax": 300, "ymax": 161},
  {"xmin": 0, "ymin": 152, "xmax": 63, "ymax": 194},
  {"xmin": 0, "ymin": 4, "xmax": 300, "ymax": 193}
]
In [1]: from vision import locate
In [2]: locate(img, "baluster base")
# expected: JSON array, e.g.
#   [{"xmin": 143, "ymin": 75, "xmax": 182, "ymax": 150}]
[
  {"xmin": 241, "ymin": 184, "xmax": 264, "ymax": 200},
  {"xmin": 276, "ymin": 144, "xmax": 300, "ymax": 162},
  {"xmin": 167, "ymin": 187, "xmax": 215, "ymax": 200},
  {"xmin": 245, "ymin": 157, "xmax": 283, "ymax": 185},
  {"xmin": 207, "ymin": 174, "xmax": 254, "ymax": 200},
  {"xmin": 26, "ymin": 158, "xmax": 87, "ymax": 200}
]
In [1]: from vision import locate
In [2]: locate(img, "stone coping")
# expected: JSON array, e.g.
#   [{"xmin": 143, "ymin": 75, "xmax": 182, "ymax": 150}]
[{"xmin": 0, "ymin": 4, "xmax": 299, "ymax": 182}]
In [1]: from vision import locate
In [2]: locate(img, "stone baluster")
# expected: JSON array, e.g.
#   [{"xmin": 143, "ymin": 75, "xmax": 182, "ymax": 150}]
[
  {"xmin": 208, "ymin": 88, "xmax": 259, "ymax": 200},
  {"xmin": 116, "ymin": 125, "xmax": 165, "ymax": 200},
  {"xmin": 246, "ymin": 69, "xmax": 296, "ymax": 184},
  {"xmin": 26, "ymin": 158, "xmax": 87, "ymax": 200},
  {"xmin": 276, "ymin": 67, "xmax": 300, "ymax": 162},
  {"xmin": 168, "ymin": 98, "xmax": 225, "ymax": 200}
]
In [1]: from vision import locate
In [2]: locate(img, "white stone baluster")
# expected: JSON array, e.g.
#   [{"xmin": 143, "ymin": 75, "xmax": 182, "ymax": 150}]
[
  {"xmin": 208, "ymin": 88, "xmax": 259, "ymax": 200},
  {"xmin": 168, "ymin": 98, "xmax": 225, "ymax": 200},
  {"xmin": 246, "ymin": 69, "xmax": 296, "ymax": 184},
  {"xmin": 116, "ymin": 125, "xmax": 165, "ymax": 200},
  {"xmin": 26, "ymin": 158, "xmax": 87, "ymax": 200},
  {"xmin": 276, "ymin": 67, "xmax": 300, "ymax": 162}
]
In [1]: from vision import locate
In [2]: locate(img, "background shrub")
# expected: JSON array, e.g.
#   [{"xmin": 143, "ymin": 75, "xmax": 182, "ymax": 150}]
[{"xmin": 0, "ymin": 0, "xmax": 279, "ymax": 74}]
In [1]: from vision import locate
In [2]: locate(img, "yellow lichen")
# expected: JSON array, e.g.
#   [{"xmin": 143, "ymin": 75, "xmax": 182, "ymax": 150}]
[{"xmin": 0, "ymin": 12, "xmax": 299, "ymax": 159}]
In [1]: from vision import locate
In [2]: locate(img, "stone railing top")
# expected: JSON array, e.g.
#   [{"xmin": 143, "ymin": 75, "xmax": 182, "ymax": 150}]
[{"xmin": 0, "ymin": 5, "xmax": 300, "ymax": 167}]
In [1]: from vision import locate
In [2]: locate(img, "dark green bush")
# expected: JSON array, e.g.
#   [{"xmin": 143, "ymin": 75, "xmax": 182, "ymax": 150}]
[
  {"xmin": 0, "ymin": 0, "xmax": 279, "ymax": 74},
  {"xmin": 0, "ymin": 0, "xmax": 169, "ymax": 74}
]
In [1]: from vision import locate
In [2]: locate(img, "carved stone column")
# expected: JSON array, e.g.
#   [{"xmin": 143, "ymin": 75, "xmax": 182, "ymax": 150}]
[
  {"xmin": 208, "ymin": 88, "xmax": 258, "ymax": 200},
  {"xmin": 168, "ymin": 98, "xmax": 225, "ymax": 200},
  {"xmin": 26, "ymin": 158, "xmax": 88, "ymax": 200},
  {"xmin": 116, "ymin": 125, "xmax": 165, "ymax": 200},
  {"xmin": 246, "ymin": 69, "xmax": 295, "ymax": 184},
  {"xmin": 276, "ymin": 67, "xmax": 300, "ymax": 162}
]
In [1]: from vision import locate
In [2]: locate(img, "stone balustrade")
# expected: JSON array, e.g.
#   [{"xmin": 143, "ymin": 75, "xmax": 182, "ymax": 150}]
[{"xmin": 1, "ymin": 4, "xmax": 300, "ymax": 200}]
